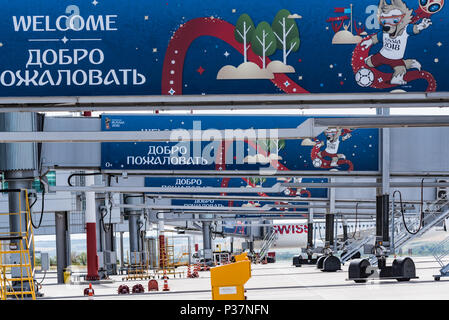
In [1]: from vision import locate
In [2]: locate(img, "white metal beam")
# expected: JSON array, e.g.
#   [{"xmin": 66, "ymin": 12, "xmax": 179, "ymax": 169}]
[
  {"xmin": 0, "ymin": 92, "xmax": 448, "ymax": 111},
  {"xmin": 0, "ymin": 122, "xmax": 325, "ymax": 142}
]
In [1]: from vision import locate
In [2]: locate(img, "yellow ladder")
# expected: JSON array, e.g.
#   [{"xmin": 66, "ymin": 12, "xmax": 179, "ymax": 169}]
[
  {"xmin": 0, "ymin": 189, "xmax": 36, "ymax": 300},
  {"xmin": 166, "ymin": 237, "xmax": 175, "ymax": 268}
]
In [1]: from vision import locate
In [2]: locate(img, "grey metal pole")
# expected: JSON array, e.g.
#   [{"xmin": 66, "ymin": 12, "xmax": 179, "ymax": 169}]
[
  {"xmin": 128, "ymin": 215, "xmax": 138, "ymax": 253},
  {"xmin": 334, "ymin": 214, "xmax": 338, "ymax": 252},
  {"xmin": 391, "ymin": 196, "xmax": 395, "ymax": 256},
  {"xmin": 6, "ymin": 175, "xmax": 34, "ymax": 290},
  {"xmin": 0, "ymin": 112, "xmax": 38, "ymax": 293},
  {"xmin": 120, "ymin": 232, "xmax": 124, "ymax": 270},
  {"xmin": 96, "ymin": 199, "xmax": 104, "ymax": 252},
  {"xmin": 202, "ymin": 220, "xmax": 212, "ymax": 264},
  {"xmin": 55, "ymin": 211, "xmax": 69, "ymax": 284},
  {"xmin": 104, "ymin": 223, "xmax": 115, "ymax": 274},
  {"xmin": 327, "ymin": 177, "xmax": 336, "ymax": 250},
  {"xmin": 187, "ymin": 236, "xmax": 192, "ymax": 266},
  {"xmin": 124, "ymin": 194, "xmax": 143, "ymax": 265}
]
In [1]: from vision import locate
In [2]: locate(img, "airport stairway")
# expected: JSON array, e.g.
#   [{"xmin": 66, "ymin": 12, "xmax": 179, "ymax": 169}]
[
  {"xmin": 431, "ymin": 235, "xmax": 449, "ymax": 280},
  {"xmin": 340, "ymin": 234, "xmax": 375, "ymax": 264},
  {"xmin": 369, "ymin": 198, "xmax": 449, "ymax": 266},
  {"xmin": 258, "ymin": 228, "xmax": 278, "ymax": 262},
  {"xmin": 341, "ymin": 197, "xmax": 449, "ymax": 265}
]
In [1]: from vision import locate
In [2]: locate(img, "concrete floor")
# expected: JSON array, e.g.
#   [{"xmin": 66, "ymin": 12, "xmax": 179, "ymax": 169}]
[{"xmin": 36, "ymin": 256, "xmax": 449, "ymax": 300}]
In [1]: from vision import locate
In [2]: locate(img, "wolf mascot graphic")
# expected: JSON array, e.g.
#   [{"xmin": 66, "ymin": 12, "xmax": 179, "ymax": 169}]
[
  {"xmin": 361, "ymin": 0, "xmax": 432, "ymax": 85},
  {"xmin": 310, "ymin": 128, "xmax": 354, "ymax": 171}
]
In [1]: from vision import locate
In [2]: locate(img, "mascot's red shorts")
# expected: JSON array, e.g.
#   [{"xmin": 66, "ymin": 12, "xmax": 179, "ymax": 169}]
[
  {"xmin": 320, "ymin": 151, "xmax": 337, "ymax": 159},
  {"xmin": 370, "ymin": 53, "xmax": 406, "ymax": 68}
]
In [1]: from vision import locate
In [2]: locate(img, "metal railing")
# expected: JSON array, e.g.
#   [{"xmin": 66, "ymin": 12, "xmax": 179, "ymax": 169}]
[
  {"xmin": 258, "ymin": 228, "xmax": 278, "ymax": 261},
  {"xmin": 340, "ymin": 234, "xmax": 375, "ymax": 264},
  {"xmin": 431, "ymin": 235, "xmax": 449, "ymax": 276},
  {"xmin": 393, "ymin": 199, "xmax": 449, "ymax": 252},
  {"xmin": 368, "ymin": 198, "xmax": 449, "ymax": 265}
]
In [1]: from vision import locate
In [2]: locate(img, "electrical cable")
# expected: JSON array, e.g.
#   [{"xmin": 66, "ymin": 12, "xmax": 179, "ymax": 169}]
[
  {"xmin": 29, "ymin": 193, "xmax": 38, "ymax": 209},
  {"xmin": 35, "ymin": 270, "xmax": 47, "ymax": 286},
  {"xmin": 107, "ymin": 194, "xmax": 113, "ymax": 229},
  {"xmin": 100, "ymin": 207, "xmax": 111, "ymax": 233},
  {"xmin": 211, "ymin": 222, "xmax": 217, "ymax": 240},
  {"xmin": 30, "ymin": 183, "xmax": 45, "ymax": 229},
  {"xmin": 317, "ymin": 221, "xmax": 325, "ymax": 241},
  {"xmin": 67, "ymin": 172, "xmax": 103, "ymax": 187},
  {"xmin": 100, "ymin": 194, "xmax": 114, "ymax": 233},
  {"xmin": 393, "ymin": 187, "xmax": 424, "ymax": 235},
  {"xmin": 349, "ymin": 203, "xmax": 361, "ymax": 240}
]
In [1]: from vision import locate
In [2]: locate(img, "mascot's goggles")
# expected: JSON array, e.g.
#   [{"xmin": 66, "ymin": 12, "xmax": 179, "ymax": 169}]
[
  {"xmin": 379, "ymin": 14, "xmax": 405, "ymax": 26},
  {"xmin": 325, "ymin": 130, "xmax": 338, "ymax": 139}
]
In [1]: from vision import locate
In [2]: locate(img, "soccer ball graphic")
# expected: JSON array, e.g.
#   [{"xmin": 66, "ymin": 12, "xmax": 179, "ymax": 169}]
[
  {"xmin": 355, "ymin": 68, "xmax": 374, "ymax": 87},
  {"xmin": 419, "ymin": 0, "xmax": 444, "ymax": 14},
  {"xmin": 312, "ymin": 157, "xmax": 322, "ymax": 168}
]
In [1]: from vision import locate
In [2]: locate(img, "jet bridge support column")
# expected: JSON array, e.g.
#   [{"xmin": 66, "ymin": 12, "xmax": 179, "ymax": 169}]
[
  {"xmin": 119, "ymin": 231, "xmax": 124, "ymax": 270},
  {"xmin": 96, "ymin": 197, "xmax": 108, "ymax": 279},
  {"xmin": 201, "ymin": 217, "xmax": 213, "ymax": 266},
  {"xmin": 6, "ymin": 172, "xmax": 36, "ymax": 292},
  {"xmin": 317, "ymin": 178, "xmax": 341, "ymax": 272},
  {"xmin": 104, "ymin": 223, "xmax": 116, "ymax": 275},
  {"xmin": 348, "ymin": 107, "xmax": 416, "ymax": 283},
  {"xmin": 293, "ymin": 207, "xmax": 318, "ymax": 267},
  {"xmin": 124, "ymin": 194, "xmax": 143, "ymax": 266},
  {"xmin": 85, "ymin": 174, "xmax": 99, "ymax": 281},
  {"xmin": 55, "ymin": 211, "xmax": 71, "ymax": 284},
  {"xmin": 1, "ymin": 113, "xmax": 40, "ymax": 294},
  {"xmin": 325, "ymin": 213, "xmax": 335, "ymax": 248},
  {"xmin": 307, "ymin": 208, "xmax": 314, "ymax": 253}
]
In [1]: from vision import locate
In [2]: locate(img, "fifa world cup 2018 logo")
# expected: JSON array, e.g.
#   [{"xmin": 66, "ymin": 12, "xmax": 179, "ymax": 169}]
[{"xmin": 419, "ymin": 0, "xmax": 444, "ymax": 14}]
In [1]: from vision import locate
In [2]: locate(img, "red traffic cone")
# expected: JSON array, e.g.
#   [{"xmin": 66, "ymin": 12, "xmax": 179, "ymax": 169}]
[
  {"xmin": 84, "ymin": 283, "xmax": 94, "ymax": 299},
  {"xmin": 162, "ymin": 270, "xmax": 170, "ymax": 291}
]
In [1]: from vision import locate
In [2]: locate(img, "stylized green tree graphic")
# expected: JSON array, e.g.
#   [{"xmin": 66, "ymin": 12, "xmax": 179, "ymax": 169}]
[
  {"xmin": 257, "ymin": 139, "xmax": 286, "ymax": 156},
  {"xmin": 249, "ymin": 177, "xmax": 266, "ymax": 187},
  {"xmin": 250, "ymin": 21, "xmax": 277, "ymax": 69},
  {"xmin": 272, "ymin": 9, "xmax": 300, "ymax": 65},
  {"xmin": 235, "ymin": 14, "xmax": 255, "ymax": 63}
]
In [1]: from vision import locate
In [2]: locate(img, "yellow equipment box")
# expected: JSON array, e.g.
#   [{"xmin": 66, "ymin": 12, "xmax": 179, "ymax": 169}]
[
  {"xmin": 234, "ymin": 252, "xmax": 249, "ymax": 262},
  {"xmin": 64, "ymin": 269, "xmax": 71, "ymax": 284},
  {"xmin": 210, "ymin": 260, "xmax": 251, "ymax": 300}
]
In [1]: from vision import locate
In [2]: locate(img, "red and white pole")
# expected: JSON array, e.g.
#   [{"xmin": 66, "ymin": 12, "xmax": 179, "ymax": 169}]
[{"xmin": 85, "ymin": 174, "xmax": 99, "ymax": 281}]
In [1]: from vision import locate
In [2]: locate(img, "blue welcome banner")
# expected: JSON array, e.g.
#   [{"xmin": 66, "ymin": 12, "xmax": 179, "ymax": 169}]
[
  {"xmin": 101, "ymin": 114, "xmax": 379, "ymax": 172},
  {"xmin": 0, "ymin": 0, "xmax": 446, "ymax": 97}
]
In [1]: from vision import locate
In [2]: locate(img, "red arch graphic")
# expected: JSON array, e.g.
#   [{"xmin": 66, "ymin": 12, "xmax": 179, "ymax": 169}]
[
  {"xmin": 161, "ymin": 17, "xmax": 309, "ymax": 95},
  {"xmin": 161, "ymin": 17, "xmax": 318, "ymax": 216}
]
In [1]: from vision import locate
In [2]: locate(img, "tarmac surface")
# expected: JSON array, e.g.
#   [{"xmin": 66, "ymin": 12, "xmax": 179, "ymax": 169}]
[{"xmin": 36, "ymin": 256, "xmax": 449, "ymax": 300}]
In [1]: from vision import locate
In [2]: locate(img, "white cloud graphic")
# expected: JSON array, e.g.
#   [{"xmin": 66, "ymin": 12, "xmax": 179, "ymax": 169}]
[{"xmin": 217, "ymin": 62, "xmax": 274, "ymax": 80}]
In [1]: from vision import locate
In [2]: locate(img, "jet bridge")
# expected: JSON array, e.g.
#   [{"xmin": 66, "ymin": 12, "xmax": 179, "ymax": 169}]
[{"xmin": 2, "ymin": 105, "xmax": 449, "ymax": 284}]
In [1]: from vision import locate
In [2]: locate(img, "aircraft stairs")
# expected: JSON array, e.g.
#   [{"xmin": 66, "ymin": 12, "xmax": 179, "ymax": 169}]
[
  {"xmin": 369, "ymin": 197, "xmax": 449, "ymax": 266},
  {"xmin": 340, "ymin": 234, "xmax": 375, "ymax": 265},
  {"xmin": 258, "ymin": 228, "xmax": 278, "ymax": 262},
  {"xmin": 431, "ymin": 235, "xmax": 449, "ymax": 281},
  {"xmin": 340, "ymin": 197, "xmax": 449, "ymax": 266}
]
